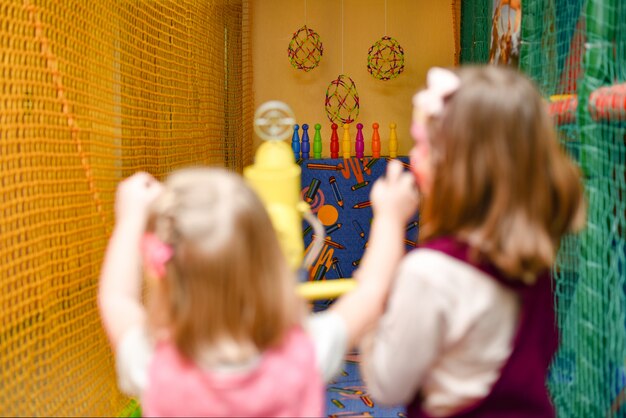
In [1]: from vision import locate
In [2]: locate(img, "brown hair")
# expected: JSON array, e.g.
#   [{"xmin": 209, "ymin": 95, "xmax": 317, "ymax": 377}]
[
  {"xmin": 145, "ymin": 167, "xmax": 300, "ymax": 362},
  {"xmin": 420, "ymin": 66, "xmax": 585, "ymax": 281}
]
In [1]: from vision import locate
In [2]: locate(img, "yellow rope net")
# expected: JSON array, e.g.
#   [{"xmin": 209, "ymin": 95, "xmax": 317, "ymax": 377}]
[{"xmin": 0, "ymin": 0, "xmax": 253, "ymax": 415}]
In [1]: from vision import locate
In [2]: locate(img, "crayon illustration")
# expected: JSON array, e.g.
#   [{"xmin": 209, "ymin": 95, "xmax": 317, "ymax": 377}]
[
  {"xmin": 329, "ymin": 412, "xmax": 373, "ymax": 418},
  {"xmin": 329, "ymin": 176, "xmax": 344, "ymax": 208},
  {"xmin": 305, "ymin": 178, "xmax": 321, "ymax": 203},
  {"xmin": 385, "ymin": 157, "xmax": 411, "ymax": 170},
  {"xmin": 312, "ymin": 235, "xmax": 345, "ymax": 250},
  {"xmin": 326, "ymin": 223, "xmax": 342, "ymax": 235},
  {"xmin": 331, "ymin": 257, "xmax": 345, "ymax": 278},
  {"xmin": 352, "ymin": 220, "xmax": 366, "ymax": 239},
  {"xmin": 361, "ymin": 157, "xmax": 372, "ymax": 175},
  {"xmin": 331, "ymin": 399, "xmax": 345, "ymax": 409},
  {"xmin": 307, "ymin": 162, "xmax": 344, "ymax": 171},
  {"xmin": 406, "ymin": 220, "xmax": 419, "ymax": 241},
  {"xmin": 313, "ymin": 264, "xmax": 328, "ymax": 281},
  {"xmin": 364, "ymin": 157, "xmax": 379, "ymax": 171},
  {"xmin": 305, "ymin": 241, "xmax": 334, "ymax": 281},
  {"xmin": 353, "ymin": 200, "xmax": 372, "ymax": 209},
  {"xmin": 351, "ymin": 181, "xmax": 369, "ymax": 191},
  {"xmin": 360, "ymin": 395, "xmax": 374, "ymax": 408},
  {"xmin": 327, "ymin": 387, "xmax": 364, "ymax": 395}
]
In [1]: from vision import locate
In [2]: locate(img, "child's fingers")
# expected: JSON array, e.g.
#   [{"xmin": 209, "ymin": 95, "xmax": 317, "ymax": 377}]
[
  {"xmin": 116, "ymin": 172, "xmax": 163, "ymax": 218},
  {"xmin": 138, "ymin": 172, "xmax": 161, "ymax": 190},
  {"xmin": 385, "ymin": 160, "xmax": 404, "ymax": 182},
  {"xmin": 398, "ymin": 171, "xmax": 419, "ymax": 206},
  {"xmin": 129, "ymin": 171, "xmax": 156, "ymax": 187},
  {"xmin": 124, "ymin": 172, "xmax": 161, "ymax": 194},
  {"xmin": 398, "ymin": 170, "xmax": 417, "ymax": 192},
  {"xmin": 145, "ymin": 180, "xmax": 164, "ymax": 202}
]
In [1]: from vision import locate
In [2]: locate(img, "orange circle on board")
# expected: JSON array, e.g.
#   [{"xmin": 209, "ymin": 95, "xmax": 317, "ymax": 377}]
[{"xmin": 317, "ymin": 204, "xmax": 339, "ymax": 226}]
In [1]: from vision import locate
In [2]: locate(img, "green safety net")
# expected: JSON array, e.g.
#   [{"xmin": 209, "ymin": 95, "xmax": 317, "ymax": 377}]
[
  {"xmin": 522, "ymin": 0, "xmax": 626, "ymax": 416},
  {"xmin": 461, "ymin": 0, "xmax": 626, "ymax": 415},
  {"xmin": 460, "ymin": 0, "xmax": 492, "ymax": 64}
]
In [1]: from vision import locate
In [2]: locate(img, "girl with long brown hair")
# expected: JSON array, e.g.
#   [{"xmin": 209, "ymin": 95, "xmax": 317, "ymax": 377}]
[{"xmin": 359, "ymin": 66, "xmax": 585, "ymax": 418}]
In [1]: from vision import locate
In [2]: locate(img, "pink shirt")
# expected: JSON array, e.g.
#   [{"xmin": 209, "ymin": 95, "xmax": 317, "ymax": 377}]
[
  {"xmin": 116, "ymin": 312, "xmax": 347, "ymax": 417},
  {"xmin": 142, "ymin": 327, "xmax": 322, "ymax": 417}
]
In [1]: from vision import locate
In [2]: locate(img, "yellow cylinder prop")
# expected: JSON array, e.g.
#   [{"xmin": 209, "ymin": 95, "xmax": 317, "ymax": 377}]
[
  {"xmin": 244, "ymin": 139, "xmax": 304, "ymax": 270},
  {"xmin": 245, "ymin": 101, "xmax": 356, "ymax": 301}
]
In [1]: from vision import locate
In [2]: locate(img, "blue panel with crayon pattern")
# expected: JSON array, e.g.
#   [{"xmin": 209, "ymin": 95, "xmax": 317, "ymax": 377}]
[
  {"xmin": 326, "ymin": 352, "xmax": 406, "ymax": 417},
  {"xmin": 300, "ymin": 157, "xmax": 419, "ymax": 306},
  {"xmin": 300, "ymin": 157, "xmax": 412, "ymax": 417}
]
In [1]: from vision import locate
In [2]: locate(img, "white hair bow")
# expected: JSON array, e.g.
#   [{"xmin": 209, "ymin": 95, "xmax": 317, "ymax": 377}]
[{"xmin": 413, "ymin": 67, "xmax": 460, "ymax": 121}]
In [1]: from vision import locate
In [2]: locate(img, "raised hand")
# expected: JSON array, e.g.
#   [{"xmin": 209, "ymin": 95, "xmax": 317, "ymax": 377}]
[
  {"xmin": 114, "ymin": 172, "xmax": 163, "ymax": 226},
  {"xmin": 370, "ymin": 160, "xmax": 419, "ymax": 223}
]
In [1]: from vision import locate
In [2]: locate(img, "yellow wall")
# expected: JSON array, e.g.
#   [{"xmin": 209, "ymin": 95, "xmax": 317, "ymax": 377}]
[{"xmin": 252, "ymin": 0, "xmax": 456, "ymax": 156}]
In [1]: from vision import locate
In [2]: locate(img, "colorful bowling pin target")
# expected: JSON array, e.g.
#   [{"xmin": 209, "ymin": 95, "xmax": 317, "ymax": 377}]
[
  {"xmin": 292, "ymin": 124, "xmax": 300, "ymax": 160},
  {"xmin": 355, "ymin": 123, "xmax": 364, "ymax": 158},
  {"xmin": 389, "ymin": 122, "xmax": 398, "ymax": 158},
  {"xmin": 330, "ymin": 123, "xmax": 339, "ymax": 158},
  {"xmin": 371, "ymin": 122, "xmax": 381, "ymax": 158},
  {"xmin": 313, "ymin": 123, "xmax": 322, "ymax": 159},
  {"xmin": 342, "ymin": 123, "xmax": 351, "ymax": 159},
  {"xmin": 301, "ymin": 124, "xmax": 310, "ymax": 159}
]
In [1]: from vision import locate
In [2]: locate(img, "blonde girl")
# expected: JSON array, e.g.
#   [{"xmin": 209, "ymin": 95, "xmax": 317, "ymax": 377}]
[
  {"xmin": 359, "ymin": 66, "xmax": 585, "ymax": 418},
  {"xmin": 99, "ymin": 164, "xmax": 417, "ymax": 417}
]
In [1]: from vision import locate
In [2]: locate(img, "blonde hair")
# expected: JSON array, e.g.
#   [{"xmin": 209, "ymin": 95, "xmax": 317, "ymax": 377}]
[
  {"xmin": 420, "ymin": 66, "xmax": 585, "ymax": 281},
  {"xmin": 145, "ymin": 167, "xmax": 299, "ymax": 361}
]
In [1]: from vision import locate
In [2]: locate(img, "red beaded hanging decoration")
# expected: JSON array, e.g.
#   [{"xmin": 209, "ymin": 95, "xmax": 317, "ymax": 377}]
[
  {"xmin": 287, "ymin": 25, "xmax": 324, "ymax": 72},
  {"xmin": 325, "ymin": 74, "xmax": 360, "ymax": 124},
  {"xmin": 367, "ymin": 36, "xmax": 405, "ymax": 81}
]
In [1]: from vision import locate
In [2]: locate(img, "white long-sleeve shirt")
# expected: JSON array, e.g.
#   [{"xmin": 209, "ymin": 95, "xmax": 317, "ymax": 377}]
[{"xmin": 359, "ymin": 248, "xmax": 520, "ymax": 417}]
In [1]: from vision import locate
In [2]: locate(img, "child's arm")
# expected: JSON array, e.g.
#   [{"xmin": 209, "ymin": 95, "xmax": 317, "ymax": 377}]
[
  {"xmin": 329, "ymin": 160, "xmax": 419, "ymax": 348},
  {"xmin": 98, "ymin": 172, "xmax": 163, "ymax": 348}
]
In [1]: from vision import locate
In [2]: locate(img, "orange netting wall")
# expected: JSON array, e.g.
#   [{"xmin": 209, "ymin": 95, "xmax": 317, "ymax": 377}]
[{"xmin": 0, "ymin": 0, "xmax": 253, "ymax": 415}]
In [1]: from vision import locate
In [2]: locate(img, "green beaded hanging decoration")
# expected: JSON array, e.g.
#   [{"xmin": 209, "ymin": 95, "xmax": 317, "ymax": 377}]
[{"xmin": 287, "ymin": 25, "xmax": 323, "ymax": 72}]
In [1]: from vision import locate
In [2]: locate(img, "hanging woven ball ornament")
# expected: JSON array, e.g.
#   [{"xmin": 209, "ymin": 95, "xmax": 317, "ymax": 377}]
[
  {"xmin": 325, "ymin": 74, "xmax": 360, "ymax": 124},
  {"xmin": 367, "ymin": 36, "xmax": 405, "ymax": 81},
  {"xmin": 287, "ymin": 25, "xmax": 324, "ymax": 72}
]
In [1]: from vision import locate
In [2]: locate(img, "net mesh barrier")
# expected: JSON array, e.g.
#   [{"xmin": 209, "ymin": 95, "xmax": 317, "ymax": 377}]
[
  {"xmin": 460, "ymin": 0, "xmax": 492, "ymax": 64},
  {"xmin": 0, "ymin": 0, "xmax": 253, "ymax": 415},
  {"xmin": 463, "ymin": 0, "xmax": 626, "ymax": 415}
]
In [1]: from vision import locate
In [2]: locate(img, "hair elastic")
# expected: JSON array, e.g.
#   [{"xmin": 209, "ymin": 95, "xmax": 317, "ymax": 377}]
[{"xmin": 141, "ymin": 232, "xmax": 174, "ymax": 278}]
